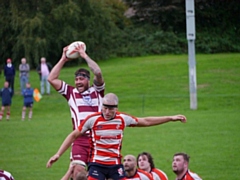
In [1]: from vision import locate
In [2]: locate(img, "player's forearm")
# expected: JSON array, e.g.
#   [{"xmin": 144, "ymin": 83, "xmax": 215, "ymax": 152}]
[
  {"xmin": 138, "ymin": 115, "xmax": 186, "ymax": 127},
  {"xmin": 143, "ymin": 116, "xmax": 173, "ymax": 126},
  {"xmin": 84, "ymin": 55, "xmax": 102, "ymax": 76},
  {"xmin": 48, "ymin": 59, "xmax": 66, "ymax": 82},
  {"xmin": 137, "ymin": 116, "xmax": 173, "ymax": 127}
]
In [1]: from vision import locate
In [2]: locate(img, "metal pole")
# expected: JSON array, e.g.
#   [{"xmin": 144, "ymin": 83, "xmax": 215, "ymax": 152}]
[
  {"xmin": 186, "ymin": 0, "xmax": 197, "ymax": 109},
  {"xmin": 188, "ymin": 40, "xmax": 197, "ymax": 109}
]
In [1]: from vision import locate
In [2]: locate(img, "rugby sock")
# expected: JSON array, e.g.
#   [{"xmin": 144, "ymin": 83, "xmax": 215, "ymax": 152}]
[
  {"xmin": 0, "ymin": 112, "xmax": 3, "ymax": 120},
  {"xmin": 6, "ymin": 112, "xmax": 10, "ymax": 120},
  {"xmin": 28, "ymin": 110, "xmax": 32, "ymax": 120},
  {"xmin": 22, "ymin": 110, "xmax": 26, "ymax": 120}
]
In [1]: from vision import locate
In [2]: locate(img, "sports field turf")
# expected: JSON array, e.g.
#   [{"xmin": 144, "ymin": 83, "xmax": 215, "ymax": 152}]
[{"xmin": 0, "ymin": 53, "xmax": 239, "ymax": 179}]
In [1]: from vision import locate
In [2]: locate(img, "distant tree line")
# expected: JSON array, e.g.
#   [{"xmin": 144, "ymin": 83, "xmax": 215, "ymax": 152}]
[{"xmin": 0, "ymin": 0, "xmax": 239, "ymax": 68}]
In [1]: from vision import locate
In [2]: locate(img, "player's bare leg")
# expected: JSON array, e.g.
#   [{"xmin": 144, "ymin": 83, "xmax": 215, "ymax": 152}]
[
  {"xmin": 28, "ymin": 107, "xmax": 33, "ymax": 120},
  {"xmin": 22, "ymin": 106, "xmax": 26, "ymax": 120},
  {"xmin": 0, "ymin": 106, "xmax": 4, "ymax": 120},
  {"xmin": 6, "ymin": 106, "xmax": 10, "ymax": 120}
]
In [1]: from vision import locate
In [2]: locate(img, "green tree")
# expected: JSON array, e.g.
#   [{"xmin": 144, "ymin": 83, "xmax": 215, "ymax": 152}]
[{"xmin": 0, "ymin": 0, "xmax": 129, "ymax": 67}]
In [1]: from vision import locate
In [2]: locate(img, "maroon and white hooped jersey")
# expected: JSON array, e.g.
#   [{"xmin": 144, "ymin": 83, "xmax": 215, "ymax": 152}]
[
  {"xmin": 0, "ymin": 170, "xmax": 14, "ymax": 180},
  {"xmin": 78, "ymin": 111, "xmax": 139, "ymax": 165},
  {"xmin": 58, "ymin": 81, "xmax": 105, "ymax": 129},
  {"xmin": 58, "ymin": 81, "xmax": 105, "ymax": 146}
]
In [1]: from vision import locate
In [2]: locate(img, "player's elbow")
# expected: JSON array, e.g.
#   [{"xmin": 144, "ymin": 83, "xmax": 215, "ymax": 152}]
[
  {"xmin": 143, "ymin": 121, "xmax": 152, "ymax": 127},
  {"xmin": 72, "ymin": 130, "xmax": 82, "ymax": 139},
  {"xmin": 47, "ymin": 76, "xmax": 53, "ymax": 83},
  {"xmin": 93, "ymin": 68, "xmax": 101, "ymax": 76},
  {"xmin": 138, "ymin": 118, "xmax": 151, "ymax": 127}
]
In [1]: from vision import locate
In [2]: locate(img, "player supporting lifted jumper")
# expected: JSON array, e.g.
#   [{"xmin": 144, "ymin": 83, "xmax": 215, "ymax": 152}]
[
  {"xmin": 0, "ymin": 81, "xmax": 13, "ymax": 120},
  {"xmin": 47, "ymin": 44, "xmax": 105, "ymax": 179},
  {"xmin": 46, "ymin": 93, "xmax": 187, "ymax": 180},
  {"xmin": 21, "ymin": 82, "xmax": 34, "ymax": 121}
]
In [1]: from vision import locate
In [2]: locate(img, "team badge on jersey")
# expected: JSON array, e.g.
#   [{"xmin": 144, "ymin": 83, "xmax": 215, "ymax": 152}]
[
  {"xmin": 83, "ymin": 95, "xmax": 92, "ymax": 105},
  {"xmin": 118, "ymin": 167, "xmax": 124, "ymax": 176}
]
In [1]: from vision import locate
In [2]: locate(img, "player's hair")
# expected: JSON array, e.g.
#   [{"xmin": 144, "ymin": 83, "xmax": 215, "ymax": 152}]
[
  {"xmin": 75, "ymin": 68, "xmax": 90, "ymax": 78},
  {"xmin": 75, "ymin": 171, "xmax": 87, "ymax": 180},
  {"xmin": 137, "ymin": 152, "xmax": 155, "ymax": 169},
  {"xmin": 103, "ymin": 93, "xmax": 119, "ymax": 105},
  {"xmin": 173, "ymin": 152, "xmax": 190, "ymax": 162}
]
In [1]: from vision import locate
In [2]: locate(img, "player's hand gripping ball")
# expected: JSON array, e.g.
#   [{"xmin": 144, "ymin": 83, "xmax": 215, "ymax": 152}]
[{"xmin": 65, "ymin": 41, "xmax": 86, "ymax": 59}]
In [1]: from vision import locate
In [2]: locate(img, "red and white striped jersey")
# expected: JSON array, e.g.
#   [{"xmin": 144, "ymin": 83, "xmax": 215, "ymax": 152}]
[
  {"xmin": 178, "ymin": 170, "xmax": 202, "ymax": 180},
  {"xmin": 58, "ymin": 81, "xmax": 105, "ymax": 145},
  {"xmin": 78, "ymin": 112, "xmax": 138, "ymax": 165},
  {"xmin": 126, "ymin": 169, "xmax": 153, "ymax": 180},
  {"xmin": 0, "ymin": 170, "xmax": 14, "ymax": 180},
  {"xmin": 151, "ymin": 168, "xmax": 168, "ymax": 180}
]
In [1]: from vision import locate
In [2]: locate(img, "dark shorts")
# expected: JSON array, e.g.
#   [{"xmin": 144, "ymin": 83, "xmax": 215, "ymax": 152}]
[
  {"xmin": 2, "ymin": 102, "xmax": 11, "ymax": 106},
  {"xmin": 88, "ymin": 163, "xmax": 125, "ymax": 180},
  {"xmin": 24, "ymin": 102, "xmax": 33, "ymax": 108}
]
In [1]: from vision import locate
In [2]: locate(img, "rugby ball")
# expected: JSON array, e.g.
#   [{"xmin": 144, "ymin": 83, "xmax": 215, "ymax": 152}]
[{"xmin": 66, "ymin": 41, "xmax": 86, "ymax": 59}]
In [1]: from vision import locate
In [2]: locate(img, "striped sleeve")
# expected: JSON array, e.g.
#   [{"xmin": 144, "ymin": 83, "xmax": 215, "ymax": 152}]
[{"xmin": 119, "ymin": 112, "xmax": 138, "ymax": 127}]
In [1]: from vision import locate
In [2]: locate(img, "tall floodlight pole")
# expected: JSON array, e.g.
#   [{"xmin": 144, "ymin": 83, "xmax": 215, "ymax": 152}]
[{"xmin": 186, "ymin": 0, "xmax": 197, "ymax": 110}]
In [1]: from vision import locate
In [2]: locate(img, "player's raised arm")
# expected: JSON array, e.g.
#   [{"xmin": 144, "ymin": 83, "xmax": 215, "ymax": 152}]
[
  {"xmin": 47, "ymin": 46, "xmax": 70, "ymax": 90},
  {"xmin": 75, "ymin": 44, "xmax": 104, "ymax": 86},
  {"xmin": 46, "ymin": 129, "xmax": 82, "ymax": 168},
  {"xmin": 136, "ymin": 115, "xmax": 187, "ymax": 127}
]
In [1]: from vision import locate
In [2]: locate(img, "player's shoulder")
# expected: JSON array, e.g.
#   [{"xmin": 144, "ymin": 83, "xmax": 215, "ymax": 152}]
[
  {"xmin": 59, "ymin": 81, "xmax": 74, "ymax": 92},
  {"xmin": 62, "ymin": 81, "xmax": 74, "ymax": 89},
  {"xmin": 0, "ymin": 169, "xmax": 14, "ymax": 179},
  {"xmin": 88, "ymin": 86, "xmax": 102, "ymax": 94},
  {"xmin": 87, "ymin": 112, "xmax": 101, "ymax": 118},
  {"xmin": 151, "ymin": 168, "xmax": 168, "ymax": 180},
  {"xmin": 81, "ymin": 112, "xmax": 102, "ymax": 127},
  {"xmin": 137, "ymin": 169, "xmax": 154, "ymax": 180},
  {"xmin": 187, "ymin": 169, "xmax": 202, "ymax": 180},
  {"xmin": 117, "ymin": 111, "xmax": 136, "ymax": 118},
  {"xmin": 84, "ymin": 112, "xmax": 102, "ymax": 123}
]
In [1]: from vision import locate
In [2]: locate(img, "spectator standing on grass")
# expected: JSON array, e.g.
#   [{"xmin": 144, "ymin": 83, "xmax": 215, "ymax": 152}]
[
  {"xmin": 47, "ymin": 44, "xmax": 105, "ymax": 180},
  {"xmin": 19, "ymin": 57, "xmax": 30, "ymax": 92},
  {"xmin": 21, "ymin": 82, "xmax": 34, "ymax": 121},
  {"xmin": 36, "ymin": 57, "xmax": 52, "ymax": 95},
  {"xmin": 172, "ymin": 152, "xmax": 202, "ymax": 180},
  {"xmin": 137, "ymin": 152, "xmax": 168, "ymax": 180},
  {"xmin": 0, "ymin": 81, "xmax": 13, "ymax": 121},
  {"xmin": 124, "ymin": 154, "xmax": 153, "ymax": 180},
  {"xmin": 46, "ymin": 93, "xmax": 187, "ymax": 180},
  {"xmin": 0, "ymin": 169, "xmax": 15, "ymax": 180},
  {"xmin": 4, "ymin": 58, "xmax": 15, "ymax": 95}
]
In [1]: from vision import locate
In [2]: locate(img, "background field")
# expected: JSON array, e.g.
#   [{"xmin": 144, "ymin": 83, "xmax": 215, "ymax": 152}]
[{"xmin": 0, "ymin": 53, "xmax": 239, "ymax": 179}]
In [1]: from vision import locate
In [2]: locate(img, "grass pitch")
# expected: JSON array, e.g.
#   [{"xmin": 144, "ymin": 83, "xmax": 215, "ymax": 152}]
[{"xmin": 0, "ymin": 53, "xmax": 239, "ymax": 179}]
